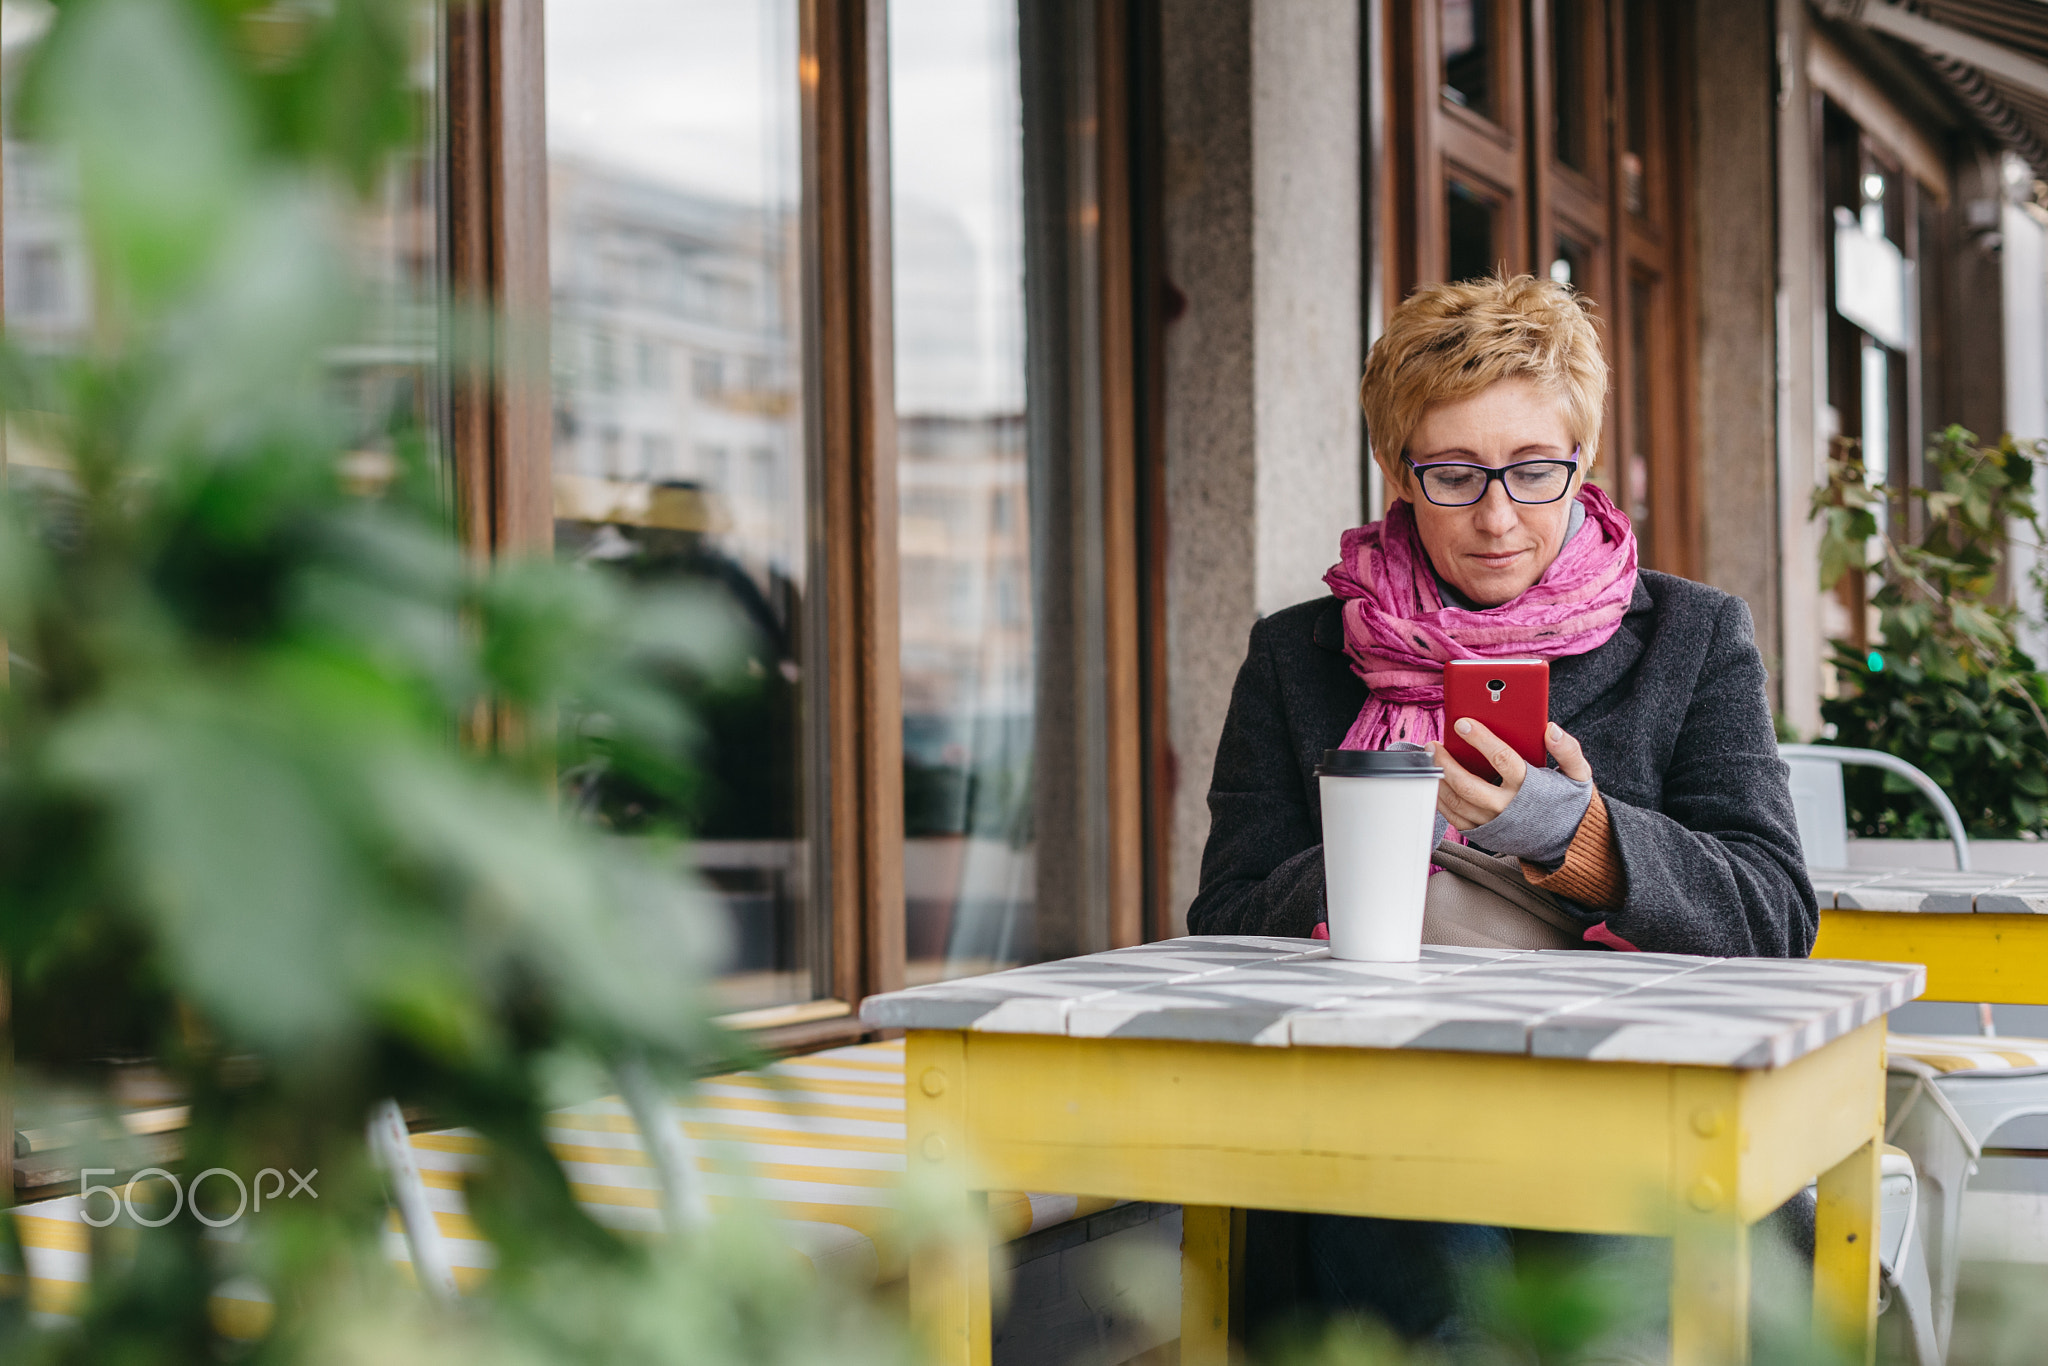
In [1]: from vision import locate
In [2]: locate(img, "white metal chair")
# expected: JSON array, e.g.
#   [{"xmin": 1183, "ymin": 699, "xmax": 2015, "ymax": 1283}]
[
  {"xmin": 1778, "ymin": 744, "xmax": 2048, "ymax": 1363},
  {"xmin": 1878, "ymin": 1144, "xmax": 1940, "ymax": 1366},
  {"xmin": 367, "ymin": 1099, "xmax": 461, "ymax": 1301},
  {"xmin": 366, "ymin": 1065, "xmax": 709, "ymax": 1303},
  {"xmin": 1778, "ymin": 743, "xmax": 1972, "ymax": 871}
]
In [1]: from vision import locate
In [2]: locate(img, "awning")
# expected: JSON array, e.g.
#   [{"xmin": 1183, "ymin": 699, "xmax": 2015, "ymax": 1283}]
[{"xmin": 1820, "ymin": 0, "xmax": 2048, "ymax": 180}]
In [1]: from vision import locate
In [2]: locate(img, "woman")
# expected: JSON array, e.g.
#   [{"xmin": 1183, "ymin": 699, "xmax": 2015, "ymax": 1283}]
[
  {"xmin": 1188, "ymin": 274, "xmax": 1815, "ymax": 1343},
  {"xmin": 1189, "ymin": 273, "xmax": 1813, "ymax": 957}
]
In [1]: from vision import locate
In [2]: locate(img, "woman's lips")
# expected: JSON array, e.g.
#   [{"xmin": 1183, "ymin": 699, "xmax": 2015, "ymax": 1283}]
[{"xmin": 1470, "ymin": 549, "xmax": 1529, "ymax": 567}]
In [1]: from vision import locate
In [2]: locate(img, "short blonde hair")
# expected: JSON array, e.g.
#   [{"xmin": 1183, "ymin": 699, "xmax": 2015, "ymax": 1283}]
[{"xmin": 1361, "ymin": 274, "xmax": 1608, "ymax": 494}]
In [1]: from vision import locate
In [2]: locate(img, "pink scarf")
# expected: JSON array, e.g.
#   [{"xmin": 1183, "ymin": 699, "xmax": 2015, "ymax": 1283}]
[{"xmin": 1323, "ymin": 484, "xmax": 1639, "ymax": 751}]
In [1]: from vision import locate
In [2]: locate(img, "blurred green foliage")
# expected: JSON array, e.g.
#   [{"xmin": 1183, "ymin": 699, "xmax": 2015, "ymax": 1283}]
[
  {"xmin": 1812, "ymin": 426, "xmax": 2048, "ymax": 838},
  {"xmin": 0, "ymin": 0, "xmax": 917, "ymax": 1360}
]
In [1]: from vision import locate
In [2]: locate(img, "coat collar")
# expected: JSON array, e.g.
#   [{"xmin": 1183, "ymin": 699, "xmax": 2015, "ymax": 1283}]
[
  {"xmin": 1311, "ymin": 578, "xmax": 1654, "ymax": 727},
  {"xmin": 1313, "ymin": 600, "xmax": 1347, "ymax": 653},
  {"xmin": 1550, "ymin": 577, "xmax": 1654, "ymax": 726}
]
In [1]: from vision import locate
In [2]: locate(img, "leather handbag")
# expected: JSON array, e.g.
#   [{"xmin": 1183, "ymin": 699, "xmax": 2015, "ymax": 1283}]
[{"xmin": 1421, "ymin": 839, "xmax": 1586, "ymax": 950}]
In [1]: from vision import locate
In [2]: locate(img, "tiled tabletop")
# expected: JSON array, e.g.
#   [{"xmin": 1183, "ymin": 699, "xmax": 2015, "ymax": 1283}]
[
  {"xmin": 860, "ymin": 936, "xmax": 1925, "ymax": 1069},
  {"xmin": 1810, "ymin": 867, "xmax": 2048, "ymax": 914}
]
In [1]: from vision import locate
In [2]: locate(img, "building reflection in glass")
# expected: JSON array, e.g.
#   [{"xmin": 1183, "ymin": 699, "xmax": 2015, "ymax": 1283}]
[
  {"xmin": 891, "ymin": 0, "xmax": 1035, "ymax": 984},
  {"xmin": 545, "ymin": 0, "xmax": 816, "ymax": 1011},
  {"xmin": 1, "ymin": 0, "xmax": 443, "ymax": 602}
]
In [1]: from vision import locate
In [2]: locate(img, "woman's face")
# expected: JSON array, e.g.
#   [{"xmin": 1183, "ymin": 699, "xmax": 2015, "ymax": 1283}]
[{"xmin": 1401, "ymin": 376, "xmax": 1582, "ymax": 609}]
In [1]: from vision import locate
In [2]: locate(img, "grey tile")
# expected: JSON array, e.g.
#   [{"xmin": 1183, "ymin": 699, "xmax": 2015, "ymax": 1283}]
[
  {"xmin": 857, "ymin": 993, "xmax": 1005, "ymax": 1031},
  {"xmin": 1288, "ymin": 997, "xmax": 1545, "ymax": 1052},
  {"xmin": 1069, "ymin": 980, "xmax": 1361, "ymax": 1043},
  {"xmin": 1834, "ymin": 871, "xmax": 2018, "ymax": 913},
  {"xmin": 1976, "ymin": 878, "xmax": 2048, "ymax": 914},
  {"xmin": 1530, "ymin": 1014, "xmax": 1784, "ymax": 1067},
  {"xmin": 1807, "ymin": 871, "xmax": 1882, "ymax": 909}
]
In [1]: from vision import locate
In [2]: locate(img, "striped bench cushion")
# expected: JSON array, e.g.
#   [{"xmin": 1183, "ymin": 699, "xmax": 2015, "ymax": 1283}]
[
  {"xmin": 7, "ymin": 1039, "xmax": 1117, "ymax": 1327},
  {"xmin": 1889, "ymin": 1033, "xmax": 2048, "ymax": 1076}
]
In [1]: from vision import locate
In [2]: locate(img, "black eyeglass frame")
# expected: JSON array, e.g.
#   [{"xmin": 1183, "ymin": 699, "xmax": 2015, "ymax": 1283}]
[{"xmin": 1403, "ymin": 446, "xmax": 1583, "ymax": 507}]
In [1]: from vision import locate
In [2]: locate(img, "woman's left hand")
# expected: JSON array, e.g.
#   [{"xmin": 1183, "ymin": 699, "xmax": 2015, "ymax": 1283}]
[{"xmin": 1428, "ymin": 719, "xmax": 1592, "ymax": 830}]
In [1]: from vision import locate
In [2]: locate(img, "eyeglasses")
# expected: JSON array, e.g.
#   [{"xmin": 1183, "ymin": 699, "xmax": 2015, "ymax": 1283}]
[{"xmin": 1404, "ymin": 447, "xmax": 1581, "ymax": 507}]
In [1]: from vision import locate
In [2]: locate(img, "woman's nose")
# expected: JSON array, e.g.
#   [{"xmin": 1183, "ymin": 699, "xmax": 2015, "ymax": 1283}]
[{"xmin": 1471, "ymin": 481, "xmax": 1519, "ymax": 534}]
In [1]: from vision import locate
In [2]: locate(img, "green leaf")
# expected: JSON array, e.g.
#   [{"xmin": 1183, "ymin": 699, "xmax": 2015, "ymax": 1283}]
[{"xmin": 21, "ymin": 0, "xmax": 254, "ymax": 304}]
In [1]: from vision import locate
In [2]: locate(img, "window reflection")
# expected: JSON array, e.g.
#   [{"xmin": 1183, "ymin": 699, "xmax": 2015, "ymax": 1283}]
[
  {"xmin": 546, "ymin": 0, "xmax": 816, "ymax": 1011},
  {"xmin": 1622, "ymin": 0, "xmax": 1650, "ymax": 215},
  {"xmin": 2, "ymin": 0, "xmax": 86, "ymax": 519},
  {"xmin": 1, "ymin": 0, "xmax": 443, "ymax": 555},
  {"xmin": 1441, "ymin": 0, "xmax": 1491, "ymax": 119},
  {"xmin": 1628, "ymin": 273, "xmax": 1655, "ymax": 564},
  {"xmin": 335, "ymin": 4, "xmax": 443, "ymax": 495},
  {"xmin": 890, "ymin": 0, "xmax": 1035, "ymax": 985},
  {"xmin": 1447, "ymin": 179, "xmax": 1498, "ymax": 283},
  {"xmin": 1552, "ymin": 233, "xmax": 1590, "ymax": 290},
  {"xmin": 1550, "ymin": 0, "xmax": 1587, "ymax": 172}
]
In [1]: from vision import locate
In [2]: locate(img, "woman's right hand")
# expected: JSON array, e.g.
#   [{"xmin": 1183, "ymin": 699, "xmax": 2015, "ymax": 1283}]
[{"xmin": 1431, "ymin": 720, "xmax": 1592, "ymax": 830}]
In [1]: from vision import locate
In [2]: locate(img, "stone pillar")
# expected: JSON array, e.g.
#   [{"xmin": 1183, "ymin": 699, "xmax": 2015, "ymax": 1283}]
[
  {"xmin": 1159, "ymin": 0, "xmax": 1362, "ymax": 930},
  {"xmin": 1775, "ymin": 0, "xmax": 1828, "ymax": 738},
  {"xmin": 1693, "ymin": 0, "xmax": 1782, "ymax": 691},
  {"xmin": 2002, "ymin": 164, "xmax": 2047, "ymax": 661}
]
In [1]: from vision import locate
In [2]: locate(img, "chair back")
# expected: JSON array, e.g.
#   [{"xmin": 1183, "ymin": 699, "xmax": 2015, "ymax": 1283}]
[
  {"xmin": 1782, "ymin": 749, "xmax": 1853, "ymax": 868},
  {"xmin": 1776, "ymin": 743, "xmax": 1972, "ymax": 871}
]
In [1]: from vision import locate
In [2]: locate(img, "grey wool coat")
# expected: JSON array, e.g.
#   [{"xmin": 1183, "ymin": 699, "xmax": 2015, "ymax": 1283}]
[{"xmin": 1186, "ymin": 570, "xmax": 1819, "ymax": 958}]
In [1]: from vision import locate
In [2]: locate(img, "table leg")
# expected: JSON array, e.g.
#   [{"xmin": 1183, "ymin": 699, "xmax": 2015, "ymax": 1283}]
[
  {"xmin": 1670, "ymin": 1212, "xmax": 1750, "ymax": 1366},
  {"xmin": 1814, "ymin": 1138, "xmax": 1880, "ymax": 1366},
  {"xmin": 909, "ymin": 1192, "xmax": 992, "ymax": 1366},
  {"xmin": 1180, "ymin": 1204, "xmax": 1233, "ymax": 1366},
  {"xmin": 906, "ymin": 1031, "xmax": 993, "ymax": 1366}
]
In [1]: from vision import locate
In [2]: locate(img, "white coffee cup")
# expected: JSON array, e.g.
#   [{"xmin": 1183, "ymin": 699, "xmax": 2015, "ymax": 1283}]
[{"xmin": 1317, "ymin": 748, "xmax": 1443, "ymax": 962}]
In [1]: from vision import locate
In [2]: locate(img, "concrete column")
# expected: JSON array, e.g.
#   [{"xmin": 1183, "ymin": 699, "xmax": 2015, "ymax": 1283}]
[
  {"xmin": 1693, "ymin": 0, "xmax": 1781, "ymax": 686},
  {"xmin": 1775, "ymin": 0, "xmax": 1828, "ymax": 738},
  {"xmin": 1159, "ymin": 0, "xmax": 1362, "ymax": 930},
  {"xmin": 2002, "ymin": 162, "xmax": 2048, "ymax": 661}
]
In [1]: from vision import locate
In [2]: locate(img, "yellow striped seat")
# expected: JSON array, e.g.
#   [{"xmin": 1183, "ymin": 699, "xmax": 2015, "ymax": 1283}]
[
  {"xmin": 1888, "ymin": 1033, "xmax": 2048, "ymax": 1076},
  {"xmin": 8, "ymin": 1039, "xmax": 1119, "ymax": 1329}
]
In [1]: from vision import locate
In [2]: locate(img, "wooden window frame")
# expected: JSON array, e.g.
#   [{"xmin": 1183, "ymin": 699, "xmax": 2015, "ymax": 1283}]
[
  {"xmin": 1097, "ymin": 0, "xmax": 1147, "ymax": 954},
  {"xmin": 1384, "ymin": 0, "xmax": 1698, "ymax": 580},
  {"xmin": 456, "ymin": 0, "xmax": 1150, "ymax": 1052},
  {"xmin": 804, "ymin": 0, "xmax": 904, "ymax": 1025},
  {"xmin": 1396, "ymin": 0, "xmax": 1530, "ymax": 290},
  {"xmin": 1818, "ymin": 103, "xmax": 1927, "ymax": 647},
  {"xmin": 1604, "ymin": 0, "xmax": 1698, "ymax": 579},
  {"xmin": 447, "ymin": 0, "xmax": 550, "ymax": 560}
]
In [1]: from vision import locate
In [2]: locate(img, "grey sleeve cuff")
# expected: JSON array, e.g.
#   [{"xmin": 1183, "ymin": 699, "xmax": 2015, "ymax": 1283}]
[{"xmin": 1463, "ymin": 765, "xmax": 1594, "ymax": 870}]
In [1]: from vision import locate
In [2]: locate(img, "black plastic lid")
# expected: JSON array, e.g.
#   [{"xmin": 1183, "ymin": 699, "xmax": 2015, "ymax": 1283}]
[{"xmin": 1315, "ymin": 748, "xmax": 1443, "ymax": 778}]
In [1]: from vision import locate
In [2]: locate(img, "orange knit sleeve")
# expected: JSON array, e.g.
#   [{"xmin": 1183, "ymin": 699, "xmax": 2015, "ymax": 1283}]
[{"xmin": 1522, "ymin": 788, "xmax": 1626, "ymax": 911}]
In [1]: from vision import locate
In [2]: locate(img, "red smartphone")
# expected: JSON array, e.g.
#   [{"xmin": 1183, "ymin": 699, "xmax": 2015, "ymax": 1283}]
[{"xmin": 1442, "ymin": 659, "xmax": 1550, "ymax": 779}]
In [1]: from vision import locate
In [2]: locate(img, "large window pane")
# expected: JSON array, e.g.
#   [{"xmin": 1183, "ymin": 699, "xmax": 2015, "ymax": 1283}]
[
  {"xmin": 336, "ymin": 4, "xmax": 443, "ymax": 491},
  {"xmin": 890, "ymin": 0, "xmax": 1035, "ymax": 985},
  {"xmin": 1621, "ymin": 0, "xmax": 1651, "ymax": 216},
  {"xmin": 1627, "ymin": 272, "xmax": 1655, "ymax": 565},
  {"xmin": 2, "ymin": 0, "xmax": 89, "ymax": 526},
  {"xmin": 546, "ymin": 1, "xmax": 818, "ymax": 1011},
  {"xmin": 1549, "ymin": 0, "xmax": 1588, "ymax": 172},
  {"xmin": 1550, "ymin": 232, "xmax": 1591, "ymax": 292},
  {"xmin": 3, "ymin": 0, "xmax": 444, "ymax": 558},
  {"xmin": 1447, "ymin": 179, "xmax": 1498, "ymax": 283},
  {"xmin": 1441, "ymin": 0, "xmax": 1493, "ymax": 120}
]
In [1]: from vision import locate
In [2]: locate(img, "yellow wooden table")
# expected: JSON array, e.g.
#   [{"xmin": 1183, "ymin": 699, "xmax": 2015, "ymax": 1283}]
[
  {"xmin": 1809, "ymin": 869, "xmax": 2048, "ymax": 1004},
  {"xmin": 861, "ymin": 937, "xmax": 1925, "ymax": 1366}
]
